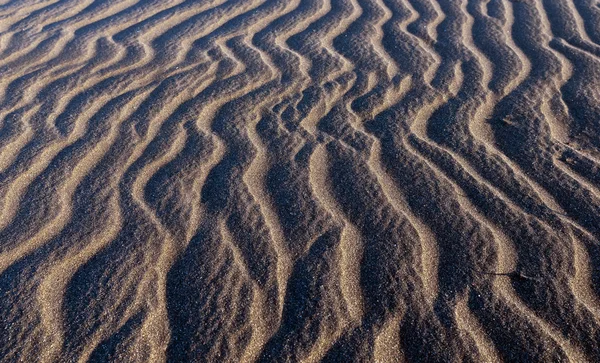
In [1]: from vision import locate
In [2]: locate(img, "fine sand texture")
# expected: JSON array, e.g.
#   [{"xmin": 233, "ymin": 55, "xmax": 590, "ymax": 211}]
[{"xmin": 1, "ymin": 0, "xmax": 600, "ymax": 362}]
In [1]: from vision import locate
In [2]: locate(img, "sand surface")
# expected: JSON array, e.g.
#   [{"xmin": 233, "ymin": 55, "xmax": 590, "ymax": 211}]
[{"xmin": 1, "ymin": 0, "xmax": 600, "ymax": 361}]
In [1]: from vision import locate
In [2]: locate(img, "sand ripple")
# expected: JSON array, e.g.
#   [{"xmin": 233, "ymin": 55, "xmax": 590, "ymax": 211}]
[{"xmin": 0, "ymin": 0, "xmax": 599, "ymax": 361}]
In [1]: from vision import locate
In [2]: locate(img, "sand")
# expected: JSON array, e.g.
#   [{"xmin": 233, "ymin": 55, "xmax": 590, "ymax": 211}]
[{"xmin": 0, "ymin": 0, "xmax": 599, "ymax": 361}]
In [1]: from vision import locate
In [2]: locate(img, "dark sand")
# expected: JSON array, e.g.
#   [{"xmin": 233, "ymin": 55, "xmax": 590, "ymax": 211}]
[{"xmin": 0, "ymin": 0, "xmax": 600, "ymax": 361}]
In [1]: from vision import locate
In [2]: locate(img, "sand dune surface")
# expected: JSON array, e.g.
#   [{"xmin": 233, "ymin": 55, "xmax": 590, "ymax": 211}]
[{"xmin": 1, "ymin": 0, "xmax": 600, "ymax": 361}]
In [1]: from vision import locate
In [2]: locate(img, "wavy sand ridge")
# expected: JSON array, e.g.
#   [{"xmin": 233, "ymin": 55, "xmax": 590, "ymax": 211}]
[{"xmin": 0, "ymin": 0, "xmax": 599, "ymax": 361}]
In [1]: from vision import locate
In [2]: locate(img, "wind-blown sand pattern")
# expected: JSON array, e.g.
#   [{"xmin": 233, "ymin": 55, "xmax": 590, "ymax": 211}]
[{"xmin": 0, "ymin": 0, "xmax": 600, "ymax": 361}]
